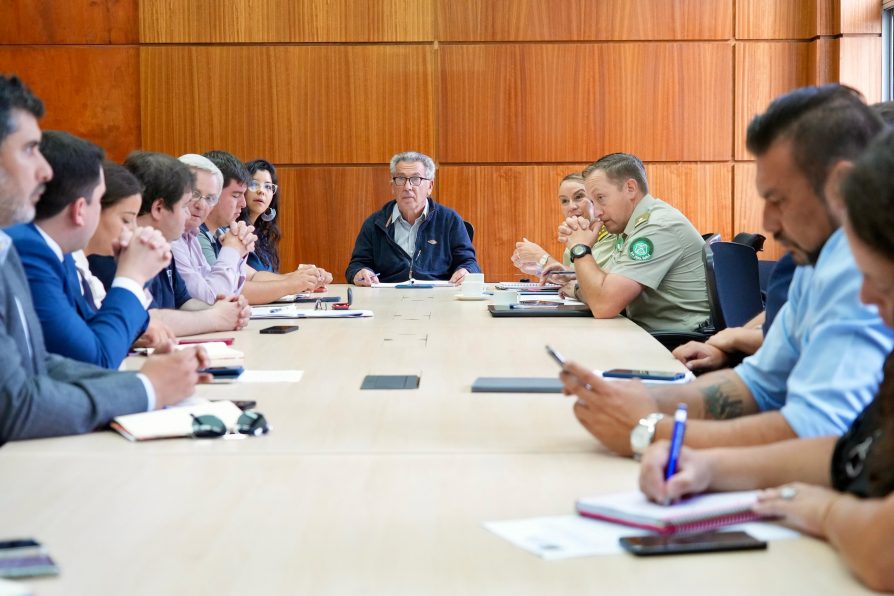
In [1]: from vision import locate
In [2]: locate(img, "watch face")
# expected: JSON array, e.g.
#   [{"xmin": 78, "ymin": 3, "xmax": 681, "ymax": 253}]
[
  {"xmin": 571, "ymin": 244, "xmax": 590, "ymax": 259},
  {"xmin": 630, "ymin": 424, "xmax": 650, "ymax": 453}
]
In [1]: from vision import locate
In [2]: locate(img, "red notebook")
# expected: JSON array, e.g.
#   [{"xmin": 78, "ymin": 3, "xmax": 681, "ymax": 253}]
[{"xmin": 576, "ymin": 490, "xmax": 765, "ymax": 535}]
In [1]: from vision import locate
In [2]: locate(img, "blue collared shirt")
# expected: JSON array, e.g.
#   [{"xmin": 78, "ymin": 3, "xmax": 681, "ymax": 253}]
[
  {"xmin": 390, "ymin": 200, "xmax": 430, "ymax": 257},
  {"xmin": 736, "ymin": 228, "xmax": 894, "ymax": 436}
]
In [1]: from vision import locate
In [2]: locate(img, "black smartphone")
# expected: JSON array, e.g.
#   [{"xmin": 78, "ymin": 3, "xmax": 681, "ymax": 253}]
[
  {"xmin": 260, "ymin": 325, "xmax": 299, "ymax": 334},
  {"xmin": 0, "ymin": 538, "xmax": 60, "ymax": 578},
  {"xmin": 619, "ymin": 531, "xmax": 767, "ymax": 556},
  {"xmin": 603, "ymin": 369, "xmax": 686, "ymax": 381},
  {"xmin": 199, "ymin": 366, "xmax": 244, "ymax": 378},
  {"xmin": 212, "ymin": 399, "xmax": 257, "ymax": 411},
  {"xmin": 545, "ymin": 345, "xmax": 567, "ymax": 367}
]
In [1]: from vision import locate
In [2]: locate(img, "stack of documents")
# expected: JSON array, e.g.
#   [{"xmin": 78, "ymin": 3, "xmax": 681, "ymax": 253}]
[{"xmin": 250, "ymin": 305, "xmax": 373, "ymax": 319}]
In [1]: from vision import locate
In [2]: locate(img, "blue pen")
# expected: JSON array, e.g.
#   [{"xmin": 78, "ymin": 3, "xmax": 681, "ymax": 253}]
[{"xmin": 664, "ymin": 403, "xmax": 688, "ymax": 481}]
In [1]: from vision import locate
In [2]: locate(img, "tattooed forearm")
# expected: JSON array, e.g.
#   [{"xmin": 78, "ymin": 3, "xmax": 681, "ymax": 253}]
[{"xmin": 701, "ymin": 379, "xmax": 745, "ymax": 420}]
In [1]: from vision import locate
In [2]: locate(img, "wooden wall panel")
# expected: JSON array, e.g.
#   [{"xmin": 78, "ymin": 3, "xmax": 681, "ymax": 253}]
[
  {"xmin": 736, "ymin": 0, "xmax": 818, "ymax": 39},
  {"xmin": 734, "ymin": 162, "xmax": 784, "ymax": 259},
  {"xmin": 838, "ymin": 36, "xmax": 883, "ymax": 102},
  {"xmin": 646, "ymin": 164, "xmax": 733, "ymax": 241},
  {"xmin": 840, "ymin": 0, "xmax": 884, "ymax": 33},
  {"xmin": 276, "ymin": 167, "xmax": 393, "ymax": 277},
  {"xmin": 439, "ymin": 43, "xmax": 733, "ymax": 163},
  {"xmin": 139, "ymin": 0, "xmax": 434, "ymax": 43},
  {"xmin": 437, "ymin": 0, "xmax": 733, "ymax": 41},
  {"xmin": 140, "ymin": 46, "xmax": 434, "ymax": 164},
  {"xmin": 438, "ymin": 164, "xmax": 732, "ymax": 281},
  {"xmin": 735, "ymin": 42, "xmax": 815, "ymax": 160},
  {"xmin": 0, "ymin": 0, "xmax": 138, "ymax": 44},
  {"xmin": 0, "ymin": 47, "xmax": 140, "ymax": 163}
]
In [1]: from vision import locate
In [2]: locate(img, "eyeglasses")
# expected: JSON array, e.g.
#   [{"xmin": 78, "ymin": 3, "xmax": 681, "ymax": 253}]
[
  {"xmin": 391, "ymin": 176, "xmax": 431, "ymax": 187},
  {"xmin": 190, "ymin": 190, "xmax": 219, "ymax": 206},
  {"xmin": 248, "ymin": 180, "xmax": 278, "ymax": 194},
  {"xmin": 191, "ymin": 410, "xmax": 270, "ymax": 438}
]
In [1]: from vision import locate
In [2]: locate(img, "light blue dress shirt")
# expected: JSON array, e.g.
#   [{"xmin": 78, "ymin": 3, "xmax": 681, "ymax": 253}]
[
  {"xmin": 391, "ymin": 200, "xmax": 430, "ymax": 257},
  {"xmin": 736, "ymin": 228, "xmax": 894, "ymax": 437}
]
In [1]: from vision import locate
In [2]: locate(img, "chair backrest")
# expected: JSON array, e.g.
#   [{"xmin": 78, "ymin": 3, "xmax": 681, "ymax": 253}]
[
  {"xmin": 710, "ymin": 241, "xmax": 765, "ymax": 328},
  {"xmin": 732, "ymin": 232, "xmax": 766, "ymax": 252},
  {"xmin": 702, "ymin": 241, "xmax": 722, "ymax": 332},
  {"xmin": 463, "ymin": 220, "xmax": 475, "ymax": 242}
]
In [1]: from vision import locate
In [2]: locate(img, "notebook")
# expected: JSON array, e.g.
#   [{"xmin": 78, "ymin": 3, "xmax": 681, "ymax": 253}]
[
  {"xmin": 176, "ymin": 341, "xmax": 244, "ymax": 368},
  {"xmin": 576, "ymin": 490, "xmax": 764, "ymax": 535},
  {"xmin": 111, "ymin": 400, "xmax": 245, "ymax": 442}
]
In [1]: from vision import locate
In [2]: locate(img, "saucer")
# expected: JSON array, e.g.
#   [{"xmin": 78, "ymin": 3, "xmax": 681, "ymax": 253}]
[{"xmin": 455, "ymin": 294, "xmax": 489, "ymax": 301}]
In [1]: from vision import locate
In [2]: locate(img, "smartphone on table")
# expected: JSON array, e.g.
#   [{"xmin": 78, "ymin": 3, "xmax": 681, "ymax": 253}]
[
  {"xmin": 603, "ymin": 369, "xmax": 686, "ymax": 381},
  {"xmin": 260, "ymin": 325, "xmax": 299, "ymax": 334},
  {"xmin": 619, "ymin": 530, "xmax": 767, "ymax": 556}
]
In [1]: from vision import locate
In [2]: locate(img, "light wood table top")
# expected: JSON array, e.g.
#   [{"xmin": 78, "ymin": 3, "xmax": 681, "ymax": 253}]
[{"xmin": 0, "ymin": 286, "xmax": 867, "ymax": 594}]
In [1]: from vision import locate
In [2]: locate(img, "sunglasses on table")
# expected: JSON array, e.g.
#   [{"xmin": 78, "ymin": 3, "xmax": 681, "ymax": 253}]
[{"xmin": 190, "ymin": 410, "xmax": 270, "ymax": 438}]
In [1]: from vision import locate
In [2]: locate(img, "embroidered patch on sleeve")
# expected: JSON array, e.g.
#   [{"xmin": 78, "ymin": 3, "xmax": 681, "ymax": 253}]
[{"xmin": 628, "ymin": 238, "xmax": 654, "ymax": 261}]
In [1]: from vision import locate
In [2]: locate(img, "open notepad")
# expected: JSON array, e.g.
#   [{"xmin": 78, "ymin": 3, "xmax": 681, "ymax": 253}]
[
  {"xmin": 250, "ymin": 305, "xmax": 373, "ymax": 319},
  {"xmin": 111, "ymin": 400, "xmax": 245, "ymax": 442},
  {"xmin": 576, "ymin": 490, "xmax": 764, "ymax": 535},
  {"xmin": 371, "ymin": 280, "xmax": 455, "ymax": 288}
]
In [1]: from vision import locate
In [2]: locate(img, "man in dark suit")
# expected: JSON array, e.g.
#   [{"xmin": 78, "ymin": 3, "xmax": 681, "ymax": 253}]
[
  {"xmin": 0, "ymin": 74, "xmax": 206, "ymax": 443},
  {"xmin": 8, "ymin": 131, "xmax": 170, "ymax": 368}
]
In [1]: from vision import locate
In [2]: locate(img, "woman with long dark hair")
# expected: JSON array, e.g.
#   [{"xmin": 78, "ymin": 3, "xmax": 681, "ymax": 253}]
[{"xmin": 242, "ymin": 159, "xmax": 282, "ymax": 272}]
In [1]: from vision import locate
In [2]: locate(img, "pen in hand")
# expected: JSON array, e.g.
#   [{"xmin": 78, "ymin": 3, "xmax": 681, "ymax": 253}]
[{"xmin": 663, "ymin": 403, "xmax": 688, "ymax": 505}]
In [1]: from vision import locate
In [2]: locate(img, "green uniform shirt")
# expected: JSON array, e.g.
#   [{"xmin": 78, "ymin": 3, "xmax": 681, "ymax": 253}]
[
  {"xmin": 604, "ymin": 194, "xmax": 710, "ymax": 332},
  {"xmin": 562, "ymin": 226, "xmax": 616, "ymax": 268}
]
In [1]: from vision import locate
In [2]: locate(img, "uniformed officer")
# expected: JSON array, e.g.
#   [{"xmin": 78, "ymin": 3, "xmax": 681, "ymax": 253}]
[{"xmin": 551, "ymin": 153, "xmax": 709, "ymax": 331}]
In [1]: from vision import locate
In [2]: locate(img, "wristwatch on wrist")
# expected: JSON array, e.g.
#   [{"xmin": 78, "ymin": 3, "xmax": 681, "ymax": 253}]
[
  {"xmin": 538, "ymin": 253, "xmax": 550, "ymax": 268},
  {"xmin": 569, "ymin": 243, "xmax": 592, "ymax": 262},
  {"xmin": 630, "ymin": 413, "xmax": 665, "ymax": 460}
]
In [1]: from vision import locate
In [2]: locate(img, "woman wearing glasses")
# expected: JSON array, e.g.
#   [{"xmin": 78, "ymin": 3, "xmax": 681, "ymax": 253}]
[{"xmin": 242, "ymin": 159, "xmax": 282, "ymax": 273}]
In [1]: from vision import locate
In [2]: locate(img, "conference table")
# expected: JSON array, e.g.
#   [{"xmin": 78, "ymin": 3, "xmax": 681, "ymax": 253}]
[{"xmin": 0, "ymin": 286, "xmax": 868, "ymax": 595}]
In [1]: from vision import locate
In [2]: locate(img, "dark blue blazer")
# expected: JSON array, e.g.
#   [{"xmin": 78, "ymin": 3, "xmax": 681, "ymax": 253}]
[
  {"xmin": 7, "ymin": 223, "xmax": 149, "ymax": 369},
  {"xmin": 345, "ymin": 198, "xmax": 480, "ymax": 283}
]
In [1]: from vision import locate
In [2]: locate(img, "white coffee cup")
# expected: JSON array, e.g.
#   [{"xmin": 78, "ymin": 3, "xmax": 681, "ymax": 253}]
[
  {"xmin": 464, "ymin": 273, "xmax": 484, "ymax": 284},
  {"xmin": 493, "ymin": 290, "xmax": 519, "ymax": 305},
  {"xmin": 462, "ymin": 281, "xmax": 485, "ymax": 297}
]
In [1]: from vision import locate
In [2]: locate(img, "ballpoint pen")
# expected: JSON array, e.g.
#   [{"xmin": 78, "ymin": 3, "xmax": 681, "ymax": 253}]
[{"xmin": 665, "ymin": 403, "xmax": 688, "ymax": 482}]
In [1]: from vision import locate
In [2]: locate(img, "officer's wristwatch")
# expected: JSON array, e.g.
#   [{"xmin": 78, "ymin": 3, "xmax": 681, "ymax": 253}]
[
  {"xmin": 538, "ymin": 253, "xmax": 550, "ymax": 268},
  {"xmin": 630, "ymin": 413, "xmax": 665, "ymax": 460},
  {"xmin": 569, "ymin": 243, "xmax": 592, "ymax": 262}
]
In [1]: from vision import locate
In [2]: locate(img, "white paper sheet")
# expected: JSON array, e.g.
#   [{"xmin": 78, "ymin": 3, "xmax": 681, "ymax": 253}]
[
  {"xmin": 250, "ymin": 305, "xmax": 373, "ymax": 319},
  {"xmin": 483, "ymin": 515, "xmax": 799, "ymax": 560}
]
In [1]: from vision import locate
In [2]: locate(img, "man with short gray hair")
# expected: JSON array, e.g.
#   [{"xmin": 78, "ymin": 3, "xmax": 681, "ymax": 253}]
[
  {"xmin": 171, "ymin": 153, "xmax": 252, "ymax": 303},
  {"xmin": 347, "ymin": 151, "xmax": 480, "ymax": 285}
]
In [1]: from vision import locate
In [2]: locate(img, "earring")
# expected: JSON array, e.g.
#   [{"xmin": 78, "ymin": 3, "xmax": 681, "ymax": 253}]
[{"xmin": 261, "ymin": 207, "xmax": 277, "ymax": 222}]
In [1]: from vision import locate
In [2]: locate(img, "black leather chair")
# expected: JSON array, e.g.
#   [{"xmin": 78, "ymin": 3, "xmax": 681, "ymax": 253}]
[{"xmin": 463, "ymin": 220, "xmax": 475, "ymax": 242}]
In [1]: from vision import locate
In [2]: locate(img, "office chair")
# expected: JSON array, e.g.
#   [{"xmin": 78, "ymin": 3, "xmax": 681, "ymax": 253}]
[
  {"xmin": 710, "ymin": 241, "xmax": 765, "ymax": 328},
  {"xmin": 463, "ymin": 220, "xmax": 475, "ymax": 242}
]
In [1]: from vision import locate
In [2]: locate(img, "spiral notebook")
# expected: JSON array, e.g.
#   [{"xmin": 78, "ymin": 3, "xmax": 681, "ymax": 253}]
[{"xmin": 575, "ymin": 490, "xmax": 764, "ymax": 535}]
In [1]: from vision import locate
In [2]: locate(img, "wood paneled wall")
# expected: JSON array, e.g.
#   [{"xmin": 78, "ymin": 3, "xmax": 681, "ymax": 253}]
[{"xmin": 0, "ymin": 0, "xmax": 883, "ymax": 278}]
